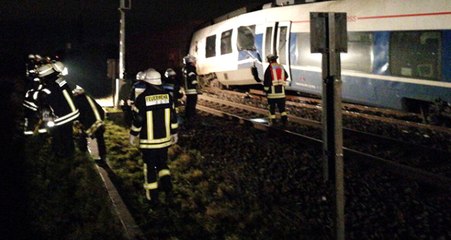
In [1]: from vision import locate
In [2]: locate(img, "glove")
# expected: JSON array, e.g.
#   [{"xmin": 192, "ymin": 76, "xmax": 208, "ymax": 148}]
[
  {"xmin": 171, "ymin": 133, "xmax": 178, "ymax": 144},
  {"xmin": 129, "ymin": 134, "xmax": 138, "ymax": 146}
]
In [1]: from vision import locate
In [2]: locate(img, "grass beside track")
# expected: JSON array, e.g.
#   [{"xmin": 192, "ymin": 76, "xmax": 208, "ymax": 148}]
[{"xmin": 23, "ymin": 135, "xmax": 126, "ymax": 240}]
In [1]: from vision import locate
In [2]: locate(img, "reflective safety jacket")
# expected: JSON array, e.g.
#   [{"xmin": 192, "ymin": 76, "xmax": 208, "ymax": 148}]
[
  {"xmin": 263, "ymin": 62, "xmax": 289, "ymax": 99},
  {"xmin": 22, "ymin": 85, "xmax": 47, "ymax": 135},
  {"xmin": 183, "ymin": 64, "xmax": 198, "ymax": 95},
  {"xmin": 73, "ymin": 92, "xmax": 105, "ymax": 136},
  {"xmin": 130, "ymin": 83, "xmax": 178, "ymax": 149},
  {"xmin": 163, "ymin": 75, "xmax": 183, "ymax": 105},
  {"xmin": 128, "ymin": 80, "xmax": 147, "ymax": 104},
  {"xmin": 40, "ymin": 78, "xmax": 79, "ymax": 127}
]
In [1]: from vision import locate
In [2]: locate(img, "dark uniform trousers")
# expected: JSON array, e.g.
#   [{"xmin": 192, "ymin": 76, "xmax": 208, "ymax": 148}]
[
  {"xmin": 50, "ymin": 123, "xmax": 75, "ymax": 158},
  {"xmin": 142, "ymin": 148, "xmax": 172, "ymax": 203},
  {"xmin": 185, "ymin": 94, "xmax": 198, "ymax": 120},
  {"xmin": 268, "ymin": 97, "xmax": 287, "ymax": 122}
]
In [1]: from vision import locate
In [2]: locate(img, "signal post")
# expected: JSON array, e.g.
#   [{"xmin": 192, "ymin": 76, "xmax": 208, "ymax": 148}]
[{"xmin": 310, "ymin": 12, "xmax": 347, "ymax": 240}]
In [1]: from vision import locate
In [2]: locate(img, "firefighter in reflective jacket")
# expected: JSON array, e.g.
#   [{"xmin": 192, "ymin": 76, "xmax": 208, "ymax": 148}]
[
  {"xmin": 124, "ymin": 71, "xmax": 147, "ymax": 127},
  {"xmin": 163, "ymin": 68, "xmax": 183, "ymax": 117},
  {"xmin": 72, "ymin": 85, "xmax": 107, "ymax": 162},
  {"xmin": 36, "ymin": 61, "xmax": 79, "ymax": 157},
  {"xmin": 128, "ymin": 71, "xmax": 147, "ymax": 105},
  {"xmin": 22, "ymin": 77, "xmax": 48, "ymax": 135},
  {"xmin": 263, "ymin": 54, "xmax": 289, "ymax": 125},
  {"xmin": 182, "ymin": 54, "xmax": 198, "ymax": 121},
  {"xmin": 129, "ymin": 68, "xmax": 178, "ymax": 206}
]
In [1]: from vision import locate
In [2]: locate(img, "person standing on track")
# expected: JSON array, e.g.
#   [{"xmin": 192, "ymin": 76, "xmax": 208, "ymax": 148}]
[
  {"xmin": 263, "ymin": 54, "xmax": 289, "ymax": 126},
  {"xmin": 129, "ymin": 68, "xmax": 179, "ymax": 207}
]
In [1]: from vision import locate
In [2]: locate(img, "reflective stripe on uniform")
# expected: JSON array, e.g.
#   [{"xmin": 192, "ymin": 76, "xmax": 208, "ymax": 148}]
[
  {"xmin": 165, "ymin": 108, "xmax": 170, "ymax": 138},
  {"xmin": 54, "ymin": 109, "xmax": 79, "ymax": 125},
  {"xmin": 62, "ymin": 89, "xmax": 77, "ymax": 112},
  {"xmin": 143, "ymin": 182, "xmax": 158, "ymax": 190},
  {"xmin": 158, "ymin": 169, "xmax": 170, "ymax": 177},
  {"xmin": 131, "ymin": 124, "xmax": 141, "ymax": 132},
  {"xmin": 139, "ymin": 141, "xmax": 172, "ymax": 149},
  {"xmin": 185, "ymin": 89, "xmax": 197, "ymax": 94},
  {"xmin": 146, "ymin": 111, "xmax": 154, "ymax": 140},
  {"xmin": 85, "ymin": 120, "xmax": 104, "ymax": 136},
  {"xmin": 86, "ymin": 95, "xmax": 102, "ymax": 121}
]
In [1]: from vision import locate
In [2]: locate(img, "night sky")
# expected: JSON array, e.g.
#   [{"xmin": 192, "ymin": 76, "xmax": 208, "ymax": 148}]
[{"xmin": 1, "ymin": 0, "xmax": 270, "ymax": 94}]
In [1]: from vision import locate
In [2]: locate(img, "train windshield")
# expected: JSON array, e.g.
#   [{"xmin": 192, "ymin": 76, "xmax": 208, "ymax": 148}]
[{"xmin": 237, "ymin": 25, "xmax": 256, "ymax": 51}]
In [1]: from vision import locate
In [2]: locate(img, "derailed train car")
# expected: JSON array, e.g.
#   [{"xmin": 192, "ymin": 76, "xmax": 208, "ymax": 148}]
[{"xmin": 188, "ymin": 0, "xmax": 451, "ymax": 115}]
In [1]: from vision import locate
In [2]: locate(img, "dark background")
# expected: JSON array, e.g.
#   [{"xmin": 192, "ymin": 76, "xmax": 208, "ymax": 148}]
[{"xmin": 1, "ymin": 0, "xmax": 270, "ymax": 97}]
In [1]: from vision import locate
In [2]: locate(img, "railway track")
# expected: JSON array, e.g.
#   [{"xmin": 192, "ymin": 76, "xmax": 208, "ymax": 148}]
[
  {"xmin": 197, "ymin": 94, "xmax": 451, "ymax": 191},
  {"xmin": 206, "ymin": 88, "xmax": 451, "ymax": 131}
]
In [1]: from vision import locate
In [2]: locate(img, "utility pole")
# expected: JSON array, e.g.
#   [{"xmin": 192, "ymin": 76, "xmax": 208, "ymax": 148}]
[
  {"xmin": 310, "ymin": 12, "xmax": 347, "ymax": 240},
  {"xmin": 115, "ymin": 0, "xmax": 131, "ymax": 108}
]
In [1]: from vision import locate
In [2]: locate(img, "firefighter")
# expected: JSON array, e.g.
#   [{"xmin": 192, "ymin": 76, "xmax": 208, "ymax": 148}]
[
  {"xmin": 22, "ymin": 77, "xmax": 48, "ymax": 136},
  {"xmin": 182, "ymin": 54, "xmax": 198, "ymax": 122},
  {"xmin": 72, "ymin": 85, "xmax": 107, "ymax": 163},
  {"xmin": 36, "ymin": 61, "xmax": 79, "ymax": 157},
  {"xmin": 129, "ymin": 68, "xmax": 178, "ymax": 207},
  {"xmin": 24, "ymin": 54, "xmax": 43, "ymax": 91},
  {"xmin": 163, "ymin": 68, "xmax": 183, "ymax": 118},
  {"xmin": 128, "ymin": 71, "xmax": 147, "ymax": 106},
  {"xmin": 263, "ymin": 54, "xmax": 289, "ymax": 125},
  {"xmin": 124, "ymin": 71, "xmax": 147, "ymax": 126}
]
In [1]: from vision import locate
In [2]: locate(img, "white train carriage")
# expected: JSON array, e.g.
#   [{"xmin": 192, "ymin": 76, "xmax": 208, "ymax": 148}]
[{"xmin": 189, "ymin": 0, "xmax": 451, "ymax": 113}]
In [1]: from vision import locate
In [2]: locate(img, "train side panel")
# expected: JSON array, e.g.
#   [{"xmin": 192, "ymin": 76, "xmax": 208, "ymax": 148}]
[{"xmin": 189, "ymin": 0, "xmax": 451, "ymax": 110}]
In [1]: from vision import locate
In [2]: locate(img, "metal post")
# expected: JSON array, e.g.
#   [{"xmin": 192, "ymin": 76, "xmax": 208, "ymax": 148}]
[
  {"xmin": 310, "ymin": 12, "xmax": 347, "ymax": 240},
  {"xmin": 116, "ymin": 0, "xmax": 131, "ymax": 108}
]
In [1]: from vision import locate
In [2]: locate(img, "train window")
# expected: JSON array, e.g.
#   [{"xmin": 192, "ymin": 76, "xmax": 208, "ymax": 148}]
[
  {"xmin": 390, "ymin": 31, "xmax": 441, "ymax": 80},
  {"xmin": 265, "ymin": 27, "xmax": 273, "ymax": 57},
  {"xmin": 341, "ymin": 32, "xmax": 373, "ymax": 73},
  {"xmin": 293, "ymin": 33, "xmax": 321, "ymax": 67},
  {"xmin": 293, "ymin": 32, "xmax": 373, "ymax": 73},
  {"xmin": 206, "ymin": 35, "xmax": 216, "ymax": 58},
  {"xmin": 237, "ymin": 25, "xmax": 256, "ymax": 51},
  {"xmin": 221, "ymin": 30, "xmax": 233, "ymax": 55},
  {"xmin": 278, "ymin": 26, "xmax": 288, "ymax": 64}
]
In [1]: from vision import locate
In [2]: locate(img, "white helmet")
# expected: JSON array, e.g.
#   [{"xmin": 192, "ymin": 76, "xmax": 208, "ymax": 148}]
[
  {"xmin": 136, "ymin": 71, "xmax": 145, "ymax": 81},
  {"xmin": 37, "ymin": 61, "xmax": 65, "ymax": 78},
  {"xmin": 164, "ymin": 68, "xmax": 176, "ymax": 78},
  {"xmin": 183, "ymin": 54, "xmax": 196, "ymax": 64},
  {"xmin": 143, "ymin": 68, "xmax": 162, "ymax": 85}
]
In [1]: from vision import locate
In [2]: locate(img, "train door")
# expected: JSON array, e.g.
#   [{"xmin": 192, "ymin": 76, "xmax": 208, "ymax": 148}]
[{"xmin": 263, "ymin": 21, "xmax": 292, "ymax": 82}]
